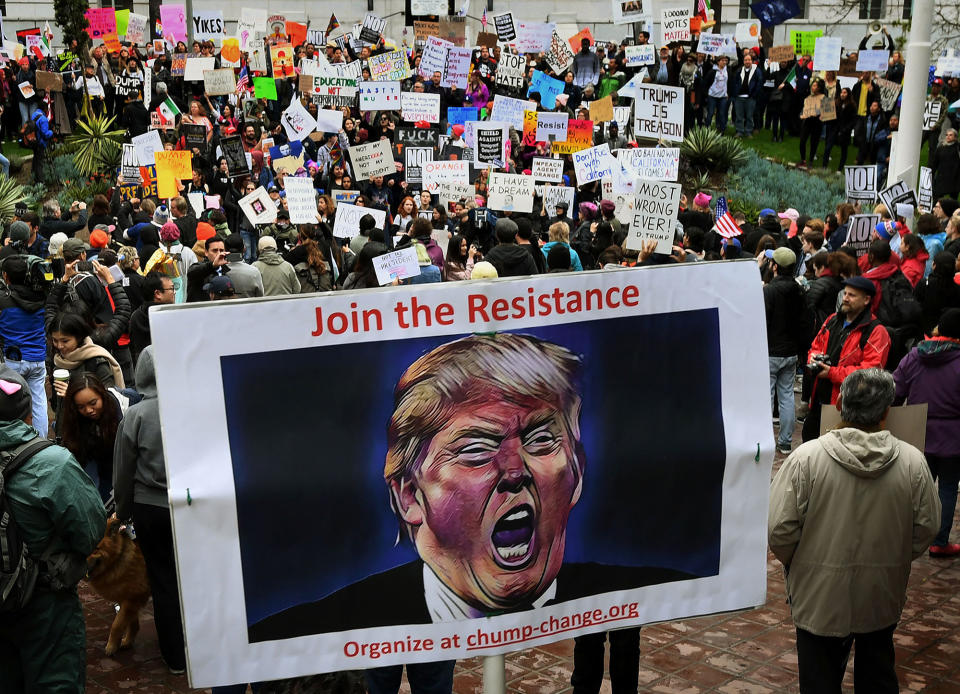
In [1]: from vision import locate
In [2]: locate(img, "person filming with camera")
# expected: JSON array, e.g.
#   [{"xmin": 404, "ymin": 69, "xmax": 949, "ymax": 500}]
[{"xmin": 802, "ymin": 276, "xmax": 892, "ymax": 442}]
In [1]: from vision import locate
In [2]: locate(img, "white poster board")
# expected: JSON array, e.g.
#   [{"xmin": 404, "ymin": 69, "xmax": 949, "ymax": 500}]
[
  {"xmin": 625, "ymin": 180, "xmax": 682, "ymax": 253},
  {"xmin": 283, "ymin": 176, "xmax": 318, "ymax": 224}
]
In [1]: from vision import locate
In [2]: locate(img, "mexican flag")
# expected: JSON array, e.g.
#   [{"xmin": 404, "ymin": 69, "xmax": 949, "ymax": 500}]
[
  {"xmin": 784, "ymin": 64, "xmax": 797, "ymax": 89},
  {"xmin": 157, "ymin": 97, "xmax": 180, "ymax": 124}
]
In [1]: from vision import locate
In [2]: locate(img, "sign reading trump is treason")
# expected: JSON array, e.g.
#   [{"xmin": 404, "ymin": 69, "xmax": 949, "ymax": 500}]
[{"xmin": 151, "ymin": 262, "xmax": 774, "ymax": 687}]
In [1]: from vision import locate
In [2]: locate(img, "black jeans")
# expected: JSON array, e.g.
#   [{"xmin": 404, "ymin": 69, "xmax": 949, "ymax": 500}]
[
  {"xmin": 799, "ymin": 118, "xmax": 822, "ymax": 162},
  {"xmin": 571, "ymin": 628, "xmax": 641, "ymax": 694},
  {"xmin": 801, "ymin": 380, "xmax": 832, "ymax": 442},
  {"xmin": 796, "ymin": 624, "xmax": 898, "ymax": 693},
  {"xmin": 133, "ymin": 502, "xmax": 186, "ymax": 671}
]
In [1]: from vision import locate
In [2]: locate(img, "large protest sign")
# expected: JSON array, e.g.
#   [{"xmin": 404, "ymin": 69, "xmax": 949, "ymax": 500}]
[
  {"xmin": 349, "ymin": 139, "xmax": 396, "ymax": 180},
  {"xmin": 182, "ymin": 123, "xmax": 207, "ymax": 150},
  {"xmin": 184, "ymin": 56, "xmax": 215, "ymax": 81},
  {"xmin": 539, "ymin": 184, "xmax": 577, "ymax": 213},
  {"xmin": 401, "ymin": 92, "xmax": 441, "ymax": 123},
  {"xmin": 618, "ymin": 147, "xmax": 680, "ymax": 181},
  {"xmin": 633, "ymin": 84, "xmax": 684, "ymax": 143},
  {"xmin": 537, "ymin": 113, "xmax": 569, "ymax": 141},
  {"xmin": 626, "ymin": 180, "xmax": 683, "ymax": 253},
  {"xmin": 856, "ymin": 49, "xmax": 889, "ymax": 72},
  {"xmin": 132, "ymin": 130, "xmax": 164, "ymax": 166},
  {"xmin": 404, "ymin": 147, "xmax": 434, "ymax": 185},
  {"xmin": 923, "ymin": 100, "xmax": 944, "ymax": 130},
  {"xmin": 419, "ymin": 36, "xmax": 451, "ymax": 80},
  {"xmin": 203, "ymin": 69, "xmax": 235, "ymax": 96},
  {"xmin": 152, "ymin": 261, "xmax": 773, "ymax": 687},
  {"xmin": 532, "ymin": 157, "xmax": 565, "ymax": 182},
  {"xmin": 572, "ymin": 144, "xmax": 616, "ymax": 185},
  {"xmin": 613, "ymin": 0, "xmax": 649, "ymax": 24},
  {"xmin": 281, "ymin": 100, "xmax": 317, "ymax": 142},
  {"xmin": 493, "ymin": 12, "xmax": 517, "ymax": 42},
  {"xmin": 624, "ymin": 45, "xmax": 655, "ymax": 67},
  {"xmin": 360, "ymin": 13, "xmax": 386, "ymax": 44},
  {"xmin": 121, "ymin": 143, "xmax": 139, "ymax": 182},
  {"xmin": 238, "ymin": 187, "xmax": 277, "ymax": 226},
  {"xmin": 546, "ymin": 32, "xmax": 576, "ymax": 74},
  {"xmin": 488, "ymin": 172, "xmax": 535, "ymax": 212},
  {"xmin": 423, "ymin": 160, "xmax": 469, "ymax": 192},
  {"xmin": 843, "ymin": 214, "xmax": 880, "ymax": 257},
  {"xmin": 192, "ymin": 10, "xmax": 224, "ymax": 41},
  {"xmin": 528, "ymin": 70, "xmax": 565, "ymax": 109},
  {"xmin": 125, "ymin": 13, "xmax": 147, "ymax": 43},
  {"xmin": 373, "ymin": 248, "xmax": 421, "ymax": 285},
  {"xmin": 359, "ymin": 81, "xmax": 401, "ymax": 111},
  {"xmin": 661, "ymin": 7, "xmax": 690, "ymax": 44},
  {"xmin": 812, "ymin": 36, "xmax": 841, "ymax": 71},
  {"xmin": 332, "ymin": 203, "xmax": 387, "ymax": 238},
  {"xmin": 875, "ymin": 78, "xmax": 902, "ymax": 113},
  {"xmin": 736, "ymin": 20, "xmax": 761, "ymax": 45},
  {"xmin": 698, "ymin": 34, "xmax": 736, "ymax": 57},
  {"xmin": 491, "ymin": 95, "xmax": 535, "ymax": 131},
  {"xmin": 368, "ymin": 50, "xmax": 411, "ymax": 81},
  {"xmin": 284, "ymin": 176, "xmax": 318, "ymax": 224},
  {"xmin": 441, "ymin": 47, "xmax": 472, "ymax": 89},
  {"xmin": 918, "ymin": 167, "xmax": 934, "ymax": 212},
  {"xmin": 517, "ymin": 21, "xmax": 554, "ymax": 52},
  {"xmin": 551, "ymin": 119, "xmax": 594, "ymax": 155},
  {"xmin": 221, "ymin": 135, "xmax": 249, "ymax": 178},
  {"xmin": 878, "ymin": 180, "xmax": 916, "ymax": 218},
  {"xmin": 115, "ymin": 74, "xmax": 142, "ymax": 99},
  {"xmin": 496, "ymin": 54, "xmax": 525, "ymax": 90},
  {"xmin": 475, "ymin": 126, "xmax": 507, "ymax": 166},
  {"xmin": 844, "ymin": 165, "xmax": 878, "ymax": 204},
  {"xmin": 302, "ymin": 75, "xmax": 358, "ymax": 109}
]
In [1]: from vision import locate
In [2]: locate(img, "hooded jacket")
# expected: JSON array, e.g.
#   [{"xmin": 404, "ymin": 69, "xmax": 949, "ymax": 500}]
[
  {"xmin": 253, "ymin": 249, "xmax": 301, "ymax": 296},
  {"xmin": 0, "ymin": 283, "xmax": 46, "ymax": 361},
  {"xmin": 769, "ymin": 428, "xmax": 940, "ymax": 637},
  {"xmin": 113, "ymin": 347, "xmax": 167, "ymax": 519},
  {"xmin": 808, "ymin": 309, "xmax": 891, "ymax": 404},
  {"xmin": 893, "ymin": 338, "xmax": 960, "ymax": 456},
  {"xmin": 486, "ymin": 243, "xmax": 540, "ymax": 277}
]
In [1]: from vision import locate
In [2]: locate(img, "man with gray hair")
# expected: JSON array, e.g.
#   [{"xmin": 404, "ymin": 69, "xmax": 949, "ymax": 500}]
[{"xmin": 768, "ymin": 368, "xmax": 941, "ymax": 693}]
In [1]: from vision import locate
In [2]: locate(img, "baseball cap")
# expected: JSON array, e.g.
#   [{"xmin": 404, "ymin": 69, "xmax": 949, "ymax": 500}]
[
  {"xmin": 258, "ymin": 235, "xmax": 278, "ymax": 252},
  {"xmin": 778, "ymin": 208, "xmax": 799, "ymax": 221},
  {"xmin": 842, "ymin": 276, "xmax": 877, "ymax": 296},
  {"xmin": 722, "ymin": 237, "xmax": 741, "ymax": 249},
  {"xmin": 764, "ymin": 246, "xmax": 797, "ymax": 267},
  {"xmin": 203, "ymin": 275, "xmax": 235, "ymax": 296},
  {"xmin": 62, "ymin": 238, "xmax": 90, "ymax": 255},
  {"xmin": 759, "ymin": 208, "xmax": 777, "ymax": 218}
]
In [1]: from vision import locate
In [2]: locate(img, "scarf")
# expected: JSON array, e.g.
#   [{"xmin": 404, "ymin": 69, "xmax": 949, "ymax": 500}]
[
  {"xmin": 54, "ymin": 338, "xmax": 125, "ymax": 389},
  {"xmin": 917, "ymin": 336, "xmax": 960, "ymax": 355}
]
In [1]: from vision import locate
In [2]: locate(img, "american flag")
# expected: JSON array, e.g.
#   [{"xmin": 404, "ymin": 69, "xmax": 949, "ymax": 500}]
[
  {"xmin": 714, "ymin": 197, "xmax": 743, "ymax": 238},
  {"xmin": 697, "ymin": 0, "xmax": 709, "ymax": 19},
  {"xmin": 236, "ymin": 65, "xmax": 250, "ymax": 94},
  {"xmin": 481, "ymin": 8, "xmax": 487, "ymax": 30}
]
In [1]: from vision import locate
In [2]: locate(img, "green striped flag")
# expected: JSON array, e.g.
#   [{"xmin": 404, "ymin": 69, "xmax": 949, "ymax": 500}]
[
  {"xmin": 784, "ymin": 64, "xmax": 797, "ymax": 89},
  {"xmin": 157, "ymin": 97, "xmax": 180, "ymax": 123}
]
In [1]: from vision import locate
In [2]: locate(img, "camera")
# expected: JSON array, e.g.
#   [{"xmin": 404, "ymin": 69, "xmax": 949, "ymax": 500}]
[{"xmin": 808, "ymin": 354, "xmax": 832, "ymax": 374}]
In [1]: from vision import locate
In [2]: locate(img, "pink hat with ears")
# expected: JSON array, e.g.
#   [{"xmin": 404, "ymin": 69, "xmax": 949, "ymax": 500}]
[{"xmin": 694, "ymin": 192, "xmax": 712, "ymax": 207}]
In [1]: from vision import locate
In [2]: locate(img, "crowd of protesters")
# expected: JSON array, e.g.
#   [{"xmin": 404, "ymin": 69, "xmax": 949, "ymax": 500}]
[{"xmin": 0, "ymin": 14, "xmax": 958, "ymax": 694}]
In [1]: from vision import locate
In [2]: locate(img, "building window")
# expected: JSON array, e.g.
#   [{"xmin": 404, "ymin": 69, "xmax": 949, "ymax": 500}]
[
  {"xmin": 860, "ymin": 0, "xmax": 883, "ymax": 19},
  {"xmin": 902, "ymin": 0, "xmax": 912, "ymax": 19}
]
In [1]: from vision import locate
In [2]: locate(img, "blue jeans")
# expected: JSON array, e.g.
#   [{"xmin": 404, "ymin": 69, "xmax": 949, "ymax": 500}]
[
  {"xmin": 0, "ymin": 151, "xmax": 9, "ymax": 177},
  {"xmin": 364, "ymin": 661, "xmax": 456, "ymax": 694},
  {"xmin": 705, "ymin": 96, "xmax": 729, "ymax": 133},
  {"xmin": 18, "ymin": 102, "xmax": 39, "ymax": 128},
  {"xmin": 733, "ymin": 97, "xmax": 756, "ymax": 136},
  {"xmin": 7, "ymin": 359, "xmax": 47, "ymax": 439},
  {"xmin": 926, "ymin": 454, "xmax": 960, "ymax": 547},
  {"xmin": 770, "ymin": 355, "xmax": 797, "ymax": 448}
]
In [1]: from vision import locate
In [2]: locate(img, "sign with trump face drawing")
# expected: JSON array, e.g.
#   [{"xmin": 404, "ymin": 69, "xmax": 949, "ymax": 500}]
[{"xmin": 151, "ymin": 262, "xmax": 774, "ymax": 687}]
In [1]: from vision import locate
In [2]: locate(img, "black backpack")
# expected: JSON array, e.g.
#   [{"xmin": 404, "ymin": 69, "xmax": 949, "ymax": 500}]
[
  {"xmin": 1, "ymin": 437, "xmax": 54, "ymax": 613},
  {"xmin": 24, "ymin": 256, "xmax": 54, "ymax": 296},
  {"xmin": 875, "ymin": 271, "xmax": 922, "ymax": 328}
]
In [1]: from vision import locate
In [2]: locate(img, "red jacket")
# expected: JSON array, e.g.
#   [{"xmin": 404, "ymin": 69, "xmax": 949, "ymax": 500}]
[
  {"xmin": 808, "ymin": 311, "xmax": 891, "ymax": 404},
  {"xmin": 900, "ymin": 250, "xmax": 928, "ymax": 288}
]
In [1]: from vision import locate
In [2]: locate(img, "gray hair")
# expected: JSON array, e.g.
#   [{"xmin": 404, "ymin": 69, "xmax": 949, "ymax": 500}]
[
  {"xmin": 840, "ymin": 368, "xmax": 895, "ymax": 428},
  {"xmin": 42, "ymin": 199, "xmax": 60, "ymax": 217}
]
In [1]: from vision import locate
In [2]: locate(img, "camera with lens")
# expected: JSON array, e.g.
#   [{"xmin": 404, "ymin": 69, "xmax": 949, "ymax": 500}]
[{"xmin": 808, "ymin": 353, "xmax": 832, "ymax": 374}]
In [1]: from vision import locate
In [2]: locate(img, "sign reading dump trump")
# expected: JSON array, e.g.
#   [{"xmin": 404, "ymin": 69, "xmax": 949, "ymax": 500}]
[{"xmin": 150, "ymin": 263, "xmax": 774, "ymax": 687}]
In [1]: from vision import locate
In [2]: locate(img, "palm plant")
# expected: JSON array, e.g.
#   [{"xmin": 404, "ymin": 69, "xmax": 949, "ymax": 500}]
[
  {"xmin": 63, "ymin": 114, "xmax": 125, "ymax": 178},
  {"xmin": 0, "ymin": 175, "xmax": 26, "ymax": 225}
]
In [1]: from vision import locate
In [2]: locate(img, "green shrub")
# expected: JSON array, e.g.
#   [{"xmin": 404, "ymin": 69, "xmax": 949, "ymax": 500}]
[
  {"xmin": 41, "ymin": 153, "xmax": 81, "ymax": 188},
  {"xmin": 20, "ymin": 182, "xmax": 49, "ymax": 214},
  {"xmin": 722, "ymin": 151, "xmax": 845, "ymax": 220},
  {"xmin": 0, "ymin": 175, "xmax": 25, "ymax": 224},
  {"xmin": 680, "ymin": 127, "xmax": 750, "ymax": 174},
  {"xmin": 57, "ymin": 176, "xmax": 112, "ymax": 210}
]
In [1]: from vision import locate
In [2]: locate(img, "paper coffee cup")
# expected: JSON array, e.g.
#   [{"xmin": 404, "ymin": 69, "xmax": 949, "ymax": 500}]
[{"xmin": 53, "ymin": 369, "xmax": 70, "ymax": 383}]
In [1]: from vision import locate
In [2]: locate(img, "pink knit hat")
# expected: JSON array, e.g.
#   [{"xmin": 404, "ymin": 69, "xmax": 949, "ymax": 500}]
[
  {"xmin": 693, "ymin": 192, "xmax": 712, "ymax": 207},
  {"xmin": 160, "ymin": 221, "xmax": 181, "ymax": 243}
]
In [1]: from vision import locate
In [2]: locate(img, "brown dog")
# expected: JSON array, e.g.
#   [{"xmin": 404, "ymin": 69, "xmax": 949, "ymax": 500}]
[{"xmin": 86, "ymin": 517, "xmax": 151, "ymax": 656}]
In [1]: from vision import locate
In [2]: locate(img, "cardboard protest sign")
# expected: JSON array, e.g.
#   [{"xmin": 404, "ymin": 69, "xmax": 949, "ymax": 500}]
[
  {"xmin": 332, "ymin": 203, "xmax": 387, "ymax": 238},
  {"xmin": 493, "ymin": 12, "xmax": 517, "ymax": 42},
  {"xmin": 423, "ymin": 160, "xmax": 470, "ymax": 192},
  {"xmin": 633, "ymin": 84, "xmax": 684, "ymax": 143},
  {"xmin": 536, "ymin": 112, "xmax": 569, "ymax": 141},
  {"xmin": 843, "ymin": 214, "xmax": 880, "ymax": 257},
  {"xmin": 625, "ymin": 45, "xmax": 655, "ymax": 67},
  {"xmin": 184, "ymin": 57, "xmax": 215, "ymax": 82},
  {"xmin": 346, "ymin": 139, "xmax": 395, "ymax": 181},
  {"xmin": 368, "ymin": 50, "xmax": 411, "ymax": 82},
  {"xmin": 801, "ymin": 94, "xmax": 823, "ymax": 120},
  {"xmin": 767, "ymin": 45, "xmax": 795, "ymax": 63},
  {"xmin": 159, "ymin": 5, "xmax": 188, "ymax": 44},
  {"xmin": 589, "ymin": 96, "xmax": 615, "ymax": 123},
  {"xmin": 495, "ymin": 54, "xmax": 526, "ymax": 90},
  {"xmin": 203, "ymin": 69, "xmax": 236, "ymax": 96},
  {"xmin": 373, "ymin": 248, "xmax": 421, "ymax": 285},
  {"xmin": 281, "ymin": 100, "xmax": 318, "ymax": 141},
  {"xmin": 150, "ymin": 260, "xmax": 774, "ymax": 685},
  {"xmin": 487, "ymin": 172, "xmax": 535, "ymax": 212},
  {"xmin": 819, "ymin": 95, "xmax": 837, "ymax": 122},
  {"xmin": 192, "ymin": 11, "xmax": 224, "ymax": 42},
  {"xmin": 132, "ymin": 130, "xmax": 164, "ymax": 166},
  {"xmin": 532, "ymin": 157, "xmax": 565, "ymax": 182},
  {"xmin": 844, "ymin": 165, "xmax": 878, "ymax": 203},
  {"xmin": 552, "ymin": 119, "xmax": 594, "ymax": 155},
  {"xmin": 491, "ymin": 95, "xmax": 537, "ymax": 131},
  {"xmin": 401, "ymin": 92, "xmax": 441, "ymax": 123},
  {"xmin": 875, "ymin": 78, "xmax": 902, "ymax": 112},
  {"xmin": 238, "ymin": 187, "xmax": 277, "ymax": 226},
  {"xmin": 414, "ymin": 21, "xmax": 439, "ymax": 42},
  {"xmin": 661, "ymin": 7, "xmax": 690, "ymax": 44},
  {"xmin": 626, "ymin": 180, "xmax": 683, "ymax": 253},
  {"xmin": 438, "ymin": 17, "xmax": 467, "ymax": 47},
  {"xmin": 36, "ymin": 71, "xmax": 64, "ymax": 92},
  {"xmin": 812, "ymin": 36, "xmax": 842, "ymax": 71},
  {"xmin": 856, "ymin": 49, "xmax": 889, "ymax": 73},
  {"xmin": 572, "ymin": 144, "xmax": 616, "ymax": 185},
  {"xmin": 404, "ymin": 147, "xmax": 434, "ymax": 185},
  {"xmin": 283, "ymin": 176, "xmax": 318, "ymax": 224},
  {"xmin": 618, "ymin": 147, "xmax": 680, "ymax": 181},
  {"xmin": 359, "ymin": 81, "xmax": 401, "ymax": 111}
]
